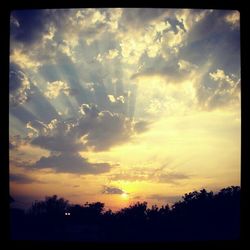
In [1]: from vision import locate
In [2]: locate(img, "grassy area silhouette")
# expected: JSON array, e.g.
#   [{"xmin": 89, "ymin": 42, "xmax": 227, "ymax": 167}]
[{"xmin": 10, "ymin": 186, "xmax": 240, "ymax": 242}]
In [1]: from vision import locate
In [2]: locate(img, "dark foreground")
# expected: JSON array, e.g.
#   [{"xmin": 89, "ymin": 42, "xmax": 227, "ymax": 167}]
[{"xmin": 10, "ymin": 186, "xmax": 240, "ymax": 242}]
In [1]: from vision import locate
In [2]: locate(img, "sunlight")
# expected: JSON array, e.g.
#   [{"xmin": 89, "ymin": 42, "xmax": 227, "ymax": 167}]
[{"xmin": 121, "ymin": 192, "xmax": 129, "ymax": 199}]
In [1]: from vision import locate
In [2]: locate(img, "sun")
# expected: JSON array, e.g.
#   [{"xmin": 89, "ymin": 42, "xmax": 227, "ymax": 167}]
[{"xmin": 121, "ymin": 193, "xmax": 128, "ymax": 199}]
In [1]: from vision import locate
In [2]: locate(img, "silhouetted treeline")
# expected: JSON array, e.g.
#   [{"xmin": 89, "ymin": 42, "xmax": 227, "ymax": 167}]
[{"xmin": 10, "ymin": 186, "xmax": 240, "ymax": 242}]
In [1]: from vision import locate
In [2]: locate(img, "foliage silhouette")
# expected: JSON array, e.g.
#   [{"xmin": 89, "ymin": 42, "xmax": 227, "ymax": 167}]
[{"xmin": 10, "ymin": 186, "xmax": 240, "ymax": 242}]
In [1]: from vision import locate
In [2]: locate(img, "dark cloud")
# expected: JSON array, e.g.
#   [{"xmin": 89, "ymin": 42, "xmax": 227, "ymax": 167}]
[
  {"xmin": 196, "ymin": 70, "xmax": 240, "ymax": 110},
  {"xmin": 156, "ymin": 173, "xmax": 189, "ymax": 184},
  {"xmin": 10, "ymin": 9, "xmax": 72, "ymax": 47},
  {"xmin": 31, "ymin": 135, "xmax": 84, "ymax": 153},
  {"xmin": 10, "ymin": 173, "xmax": 36, "ymax": 184},
  {"xmin": 11, "ymin": 10, "xmax": 52, "ymax": 45},
  {"xmin": 132, "ymin": 55, "xmax": 193, "ymax": 83},
  {"xmin": 9, "ymin": 142, "xmax": 15, "ymax": 150},
  {"xmin": 102, "ymin": 186, "xmax": 124, "ymax": 195},
  {"xmin": 28, "ymin": 102, "xmax": 138, "ymax": 154},
  {"xmin": 79, "ymin": 111, "xmax": 132, "ymax": 151},
  {"xmin": 179, "ymin": 10, "xmax": 240, "ymax": 74},
  {"xmin": 10, "ymin": 159, "xmax": 33, "ymax": 169},
  {"xmin": 73, "ymin": 104, "xmax": 134, "ymax": 151},
  {"xmin": 165, "ymin": 16, "xmax": 186, "ymax": 33},
  {"xmin": 134, "ymin": 120, "xmax": 151, "ymax": 133},
  {"xmin": 28, "ymin": 118, "xmax": 84, "ymax": 153},
  {"xmin": 9, "ymin": 65, "xmax": 23, "ymax": 92},
  {"xmin": 9, "ymin": 67, "xmax": 33, "ymax": 106},
  {"xmin": 34, "ymin": 152, "xmax": 112, "ymax": 174},
  {"xmin": 9, "ymin": 135, "xmax": 26, "ymax": 150}
]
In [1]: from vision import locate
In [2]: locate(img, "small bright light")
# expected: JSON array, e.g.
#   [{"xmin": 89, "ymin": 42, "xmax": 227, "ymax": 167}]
[{"xmin": 121, "ymin": 193, "xmax": 128, "ymax": 199}]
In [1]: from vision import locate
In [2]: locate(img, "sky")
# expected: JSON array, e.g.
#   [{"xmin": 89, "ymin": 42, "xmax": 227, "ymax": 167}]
[{"xmin": 9, "ymin": 8, "xmax": 240, "ymax": 211}]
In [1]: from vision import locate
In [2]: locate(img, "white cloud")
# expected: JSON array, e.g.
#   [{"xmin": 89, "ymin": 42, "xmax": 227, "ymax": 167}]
[
  {"xmin": 106, "ymin": 8, "xmax": 123, "ymax": 32},
  {"xmin": 106, "ymin": 49, "xmax": 119, "ymax": 59},
  {"xmin": 10, "ymin": 48, "xmax": 41, "ymax": 71},
  {"xmin": 96, "ymin": 49, "xmax": 119, "ymax": 63},
  {"xmin": 45, "ymin": 81, "xmax": 71, "ymax": 99},
  {"xmin": 91, "ymin": 9, "xmax": 106, "ymax": 24},
  {"xmin": 164, "ymin": 26, "xmax": 186, "ymax": 51},
  {"xmin": 108, "ymin": 95, "xmax": 116, "ymax": 103},
  {"xmin": 178, "ymin": 59, "xmax": 198, "ymax": 72},
  {"xmin": 225, "ymin": 11, "xmax": 240, "ymax": 29},
  {"xmin": 209, "ymin": 69, "xmax": 235, "ymax": 87}
]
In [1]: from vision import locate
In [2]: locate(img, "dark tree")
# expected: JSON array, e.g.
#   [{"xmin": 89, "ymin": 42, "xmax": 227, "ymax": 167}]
[{"xmin": 10, "ymin": 186, "xmax": 240, "ymax": 242}]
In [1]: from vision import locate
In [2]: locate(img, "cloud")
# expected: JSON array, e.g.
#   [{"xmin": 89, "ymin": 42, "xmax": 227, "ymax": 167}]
[
  {"xmin": 44, "ymin": 81, "xmax": 72, "ymax": 99},
  {"xmin": 178, "ymin": 59, "xmax": 198, "ymax": 72},
  {"xmin": 102, "ymin": 186, "xmax": 124, "ymax": 195},
  {"xmin": 156, "ymin": 173, "xmax": 189, "ymax": 184},
  {"xmin": 96, "ymin": 49, "xmax": 119, "ymax": 62},
  {"xmin": 9, "ymin": 8, "xmax": 240, "ymax": 182},
  {"xmin": 106, "ymin": 49, "xmax": 119, "ymax": 59},
  {"xmin": 9, "ymin": 142, "xmax": 15, "ymax": 150},
  {"xmin": 132, "ymin": 55, "xmax": 196, "ymax": 84},
  {"xmin": 224, "ymin": 11, "xmax": 240, "ymax": 29},
  {"xmin": 209, "ymin": 69, "xmax": 235, "ymax": 86},
  {"xmin": 110, "ymin": 172, "xmax": 148, "ymax": 182},
  {"xmin": 9, "ymin": 135, "xmax": 27, "ymax": 150},
  {"xmin": 34, "ymin": 152, "xmax": 112, "ymax": 174},
  {"xmin": 10, "ymin": 15, "xmax": 20, "ymax": 28},
  {"xmin": 10, "ymin": 173, "xmax": 36, "ymax": 184},
  {"xmin": 196, "ymin": 69, "xmax": 240, "ymax": 110},
  {"xmin": 134, "ymin": 120, "xmax": 151, "ymax": 133},
  {"xmin": 10, "ymin": 48, "xmax": 41, "ymax": 71},
  {"xmin": 31, "ymin": 134, "xmax": 84, "ymax": 153},
  {"xmin": 74, "ymin": 104, "xmax": 135, "ymax": 151},
  {"xmin": 10, "ymin": 10, "xmax": 57, "ymax": 46},
  {"xmin": 108, "ymin": 95, "xmax": 116, "ymax": 103},
  {"xmin": 179, "ymin": 10, "xmax": 240, "ymax": 73},
  {"xmin": 110, "ymin": 167, "xmax": 189, "ymax": 184},
  {"xmin": 28, "ymin": 118, "xmax": 84, "ymax": 152},
  {"xmin": 9, "ymin": 68, "xmax": 32, "ymax": 106},
  {"xmin": 120, "ymin": 8, "xmax": 169, "ymax": 30},
  {"xmin": 26, "ymin": 103, "xmax": 150, "ymax": 160}
]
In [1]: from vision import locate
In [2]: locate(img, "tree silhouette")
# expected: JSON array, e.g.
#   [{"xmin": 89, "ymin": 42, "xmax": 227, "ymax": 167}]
[
  {"xmin": 29, "ymin": 195, "xmax": 69, "ymax": 218},
  {"xmin": 10, "ymin": 186, "xmax": 240, "ymax": 242}
]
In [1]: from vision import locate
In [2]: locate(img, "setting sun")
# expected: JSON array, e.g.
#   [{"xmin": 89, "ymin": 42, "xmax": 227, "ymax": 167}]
[{"xmin": 121, "ymin": 193, "xmax": 129, "ymax": 199}]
